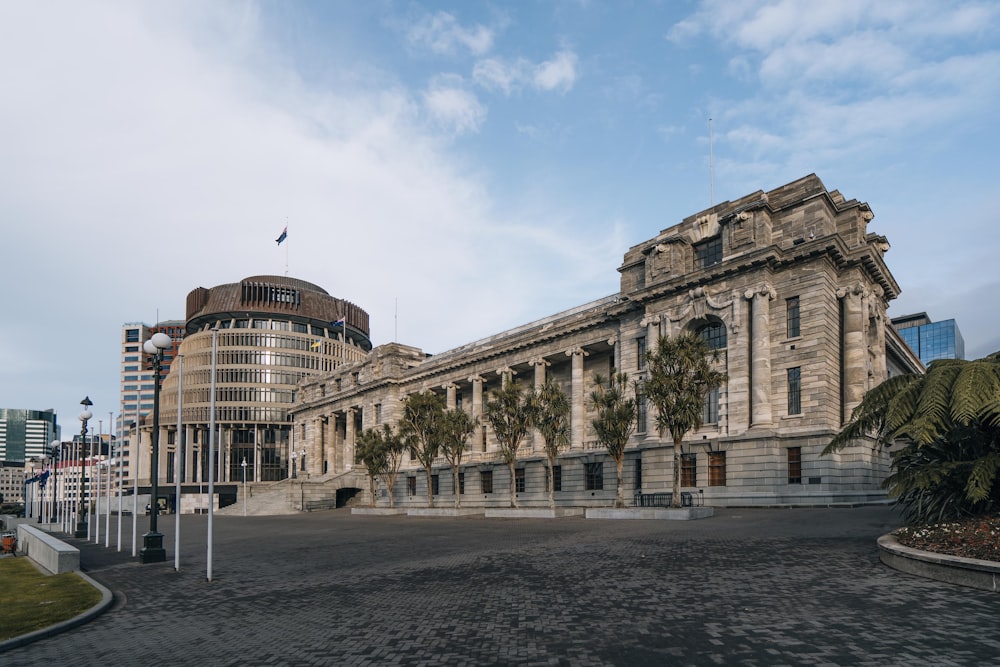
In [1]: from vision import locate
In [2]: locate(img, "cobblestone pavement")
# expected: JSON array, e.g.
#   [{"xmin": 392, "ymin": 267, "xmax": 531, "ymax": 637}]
[{"xmin": 5, "ymin": 506, "xmax": 999, "ymax": 666}]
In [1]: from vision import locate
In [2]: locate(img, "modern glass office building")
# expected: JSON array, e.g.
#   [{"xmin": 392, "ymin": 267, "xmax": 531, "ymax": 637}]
[
  {"xmin": 0, "ymin": 408, "xmax": 59, "ymax": 462},
  {"xmin": 891, "ymin": 313, "xmax": 965, "ymax": 365}
]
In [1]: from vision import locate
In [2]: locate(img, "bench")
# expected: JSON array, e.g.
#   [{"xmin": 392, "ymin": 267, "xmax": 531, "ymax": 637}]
[
  {"xmin": 304, "ymin": 499, "xmax": 338, "ymax": 512},
  {"xmin": 633, "ymin": 492, "xmax": 694, "ymax": 508}
]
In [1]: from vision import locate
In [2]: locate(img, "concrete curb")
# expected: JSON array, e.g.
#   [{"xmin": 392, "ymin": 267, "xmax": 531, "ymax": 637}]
[
  {"xmin": 0, "ymin": 570, "xmax": 115, "ymax": 654},
  {"xmin": 586, "ymin": 507, "xmax": 715, "ymax": 520},
  {"xmin": 878, "ymin": 533, "xmax": 1000, "ymax": 593}
]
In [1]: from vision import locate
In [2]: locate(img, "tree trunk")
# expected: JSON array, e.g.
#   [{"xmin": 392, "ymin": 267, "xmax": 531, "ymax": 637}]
[
  {"xmin": 547, "ymin": 458, "xmax": 555, "ymax": 509},
  {"xmin": 615, "ymin": 457, "xmax": 625, "ymax": 508},
  {"xmin": 425, "ymin": 464, "xmax": 434, "ymax": 508},
  {"xmin": 672, "ymin": 439, "xmax": 682, "ymax": 508},
  {"xmin": 386, "ymin": 479, "xmax": 395, "ymax": 508},
  {"xmin": 453, "ymin": 465, "xmax": 461, "ymax": 509},
  {"xmin": 508, "ymin": 460, "xmax": 518, "ymax": 508},
  {"xmin": 370, "ymin": 477, "xmax": 378, "ymax": 507}
]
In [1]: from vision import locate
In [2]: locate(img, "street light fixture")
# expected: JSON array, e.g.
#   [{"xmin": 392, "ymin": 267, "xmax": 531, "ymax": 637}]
[
  {"xmin": 140, "ymin": 331, "xmax": 172, "ymax": 564},
  {"xmin": 75, "ymin": 398, "xmax": 92, "ymax": 537},
  {"xmin": 290, "ymin": 450, "xmax": 297, "ymax": 479}
]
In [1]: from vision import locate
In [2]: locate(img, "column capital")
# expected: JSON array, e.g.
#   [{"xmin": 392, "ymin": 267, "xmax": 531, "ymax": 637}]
[
  {"xmin": 744, "ymin": 284, "xmax": 776, "ymax": 301},
  {"xmin": 441, "ymin": 382, "xmax": 458, "ymax": 391},
  {"xmin": 566, "ymin": 347, "xmax": 590, "ymax": 358},
  {"xmin": 528, "ymin": 357, "xmax": 551, "ymax": 367},
  {"xmin": 495, "ymin": 366, "xmax": 517, "ymax": 378},
  {"xmin": 640, "ymin": 314, "xmax": 660, "ymax": 328}
]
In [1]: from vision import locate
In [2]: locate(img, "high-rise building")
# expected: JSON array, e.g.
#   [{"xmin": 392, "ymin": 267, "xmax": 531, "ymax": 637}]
[
  {"xmin": 119, "ymin": 320, "xmax": 184, "ymax": 486},
  {"xmin": 0, "ymin": 408, "xmax": 59, "ymax": 462},
  {"xmin": 891, "ymin": 313, "xmax": 965, "ymax": 365}
]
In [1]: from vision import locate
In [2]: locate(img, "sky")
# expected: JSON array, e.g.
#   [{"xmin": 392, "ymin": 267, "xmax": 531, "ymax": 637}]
[{"xmin": 2, "ymin": 0, "xmax": 998, "ymax": 436}]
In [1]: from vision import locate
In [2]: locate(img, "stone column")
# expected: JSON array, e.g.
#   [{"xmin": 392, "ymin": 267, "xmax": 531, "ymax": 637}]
[
  {"xmin": 838, "ymin": 284, "xmax": 867, "ymax": 420},
  {"xmin": 745, "ymin": 285, "xmax": 776, "ymax": 426},
  {"xmin": 444, "ymin": 383, "xmax": 457, "ymax": 410},
  {"xmin": 644, "ymin": 314, "xmax": 660, "ymax": 345},
  {"xmin": 345, "ymin": 408, "xmax": 356, "ymax": 469},
  {"xmin": 567, "ymin": 347, "xmax": 589, "ymax": 448},
  {"xmin": 470, "ymin": 377, "xmax": 484, "ymax": 418},
  {"xmin": 529, "ymin": 358, "xmax": 550, "ymax": 451}
]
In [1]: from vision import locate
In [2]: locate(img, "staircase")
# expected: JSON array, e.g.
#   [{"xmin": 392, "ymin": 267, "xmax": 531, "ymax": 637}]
[{"xmin": 216, "ymin": 469, "xmax": 370, "ymax": 516}]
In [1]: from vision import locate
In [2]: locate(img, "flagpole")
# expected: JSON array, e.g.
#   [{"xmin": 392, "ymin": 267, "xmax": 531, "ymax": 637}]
[
  {"xmin": 106, "ymin": 411, "xmax": 113, "ymax": 547},
  {"xmin": 175, "ymin": 354, "xmax": 183, "ymax": 570},
  {"xmin": 285, "ymin": 221, "xmax": 289, "ymax": 276}
]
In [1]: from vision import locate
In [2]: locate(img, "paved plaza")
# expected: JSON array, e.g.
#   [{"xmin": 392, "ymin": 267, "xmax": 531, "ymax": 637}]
[{"xmin": 5, "ymin": 505, "xmax": 999, "ymax": 666}]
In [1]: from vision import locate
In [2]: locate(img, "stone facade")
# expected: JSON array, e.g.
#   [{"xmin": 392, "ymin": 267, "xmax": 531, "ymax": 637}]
[{"xmin": 292, "ymin": 175, "xmax": 922, "ymax": 507}]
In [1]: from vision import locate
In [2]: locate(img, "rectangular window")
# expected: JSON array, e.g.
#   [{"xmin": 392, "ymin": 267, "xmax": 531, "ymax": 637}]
[
  {"xmin": 431, "ymin": 474, "xmax": 439, "ymax": 496},
  {"xmin": 786, "ymin": 296, "xmax": 800, "ymax": 338},
  {"xmin": 585, "ymin": 462, "xmax": 604, "ymax": 491},
  {"xmin": 788, "ymin": 447, "xmax": 802, "ymax": 484},
  {"xmin": 552, "ymin": 465, "xmax": 562, "ymax": 492},
  {"xmin": 636, "ymin": 336, "xmax": 646, "ymax": 370},
  {"xmin": 481, "ymin": 425, "xmax": 488, "ymax": 453},
  {"xmin": 515, "ymin": 468, "xmax": 525, "ymax": 493},
  {"xmin": 703, "ymin": 387, "xmax": 719, "ymax": 424},
  {"xmin": 633, "ymin": 458, "xmax": 642, "ymax": 490},
  {"xmin": 480, "ymin": 470, "xmax": 493, "ymax": 494},
  {"xmin": 458, "ymin": 472, "xmax": 465, "ymax": 495},
  {"xmin": 126, "ymin": 329, "xmax": 140, "ymax": 343},
  {"xmin": 787, "ymin": 367, "xmax": 802, "ymax": 415},
  {"xmin": 694, "ymin": 236, "xmax": 723, "ymax": 268},
  {"xmin": 708, "ymin": 452, "xmax": 727, "ymax": 486},
  {"xmin": 681, "ymin": 453, "xmax": 697, "ymax": 487},
  {"xmin": 167, "ymin": 452, "xmax": 175, "ymax": 483},
  {"xmin": 407, "ymin": 476, "xmax": 416, "ymax": 496},
  {"xmin": 374, "ymin": 404, "xmax": 382, "ymax": 424}
]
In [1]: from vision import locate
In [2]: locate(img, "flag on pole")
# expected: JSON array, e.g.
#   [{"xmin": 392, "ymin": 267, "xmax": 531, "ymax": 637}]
[
  {"xmin": 332, "ymin": 317, "xmax": 345, "ymax": 327},
  {"xmin": 275, "ymin": 226, "xmax": 288, "ymax": 245},
  {"xmin": 310, "ymin": 339, "xmax": 322, "ymax": 349}
]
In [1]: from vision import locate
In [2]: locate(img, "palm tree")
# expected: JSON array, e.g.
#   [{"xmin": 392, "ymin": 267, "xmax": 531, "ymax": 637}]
[
  {"xmin": 356, "ymin": 426, "xmax": 388, "ymax": 507},
  {"xmin": 439, "ymin": 408, "xmax": 477, "ymax": 508},
  {"xmin": 589, "ymin": 371, "xmax": 637, "ymax": 508},
  {"xmin": 376, "ymin": 423, "xmax": 406, "ymax": 509},
  {"xmin": 825, "ymin": 352, "xmax": 1000, "ymax": 523},
  {"xmin": 643, "ymin": 332, "xmax": 727, "ymax": 508},
  {"xmin": 484, "ymin": 379, "xmax": 537, "ymax": 508},
  {"xmin": 399, "ymin": 391, "xmax": 446, "ymax": 508},
  {"xmin": 532, "ymin": 380, "xmax": 571, "ymax": 509}
]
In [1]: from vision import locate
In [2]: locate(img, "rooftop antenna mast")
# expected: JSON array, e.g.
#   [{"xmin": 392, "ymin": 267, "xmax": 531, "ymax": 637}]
[{"xmin": 709, "ymin": 117, "xmax": 715, "ymax": 207}]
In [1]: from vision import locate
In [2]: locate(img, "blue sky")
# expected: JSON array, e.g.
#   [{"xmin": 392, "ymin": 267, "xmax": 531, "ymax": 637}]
[{"xmin": 1, "ymin": 0, "xmax": 998, "ymax": 435}]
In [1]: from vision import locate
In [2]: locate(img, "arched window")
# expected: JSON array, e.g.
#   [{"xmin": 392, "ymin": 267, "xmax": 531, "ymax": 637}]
[{"xmin": 697, "ymin": 321, "xmax": 727, "ymax": 350}]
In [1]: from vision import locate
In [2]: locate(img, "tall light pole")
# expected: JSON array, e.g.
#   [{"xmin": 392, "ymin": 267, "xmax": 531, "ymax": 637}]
[
  {"xmin": 141, "ymin": 331, "xmax": 172, "ymax": 564},
  {"xmin": 75, "ymin": 398, "xmax": 92, "ymax": 537}
]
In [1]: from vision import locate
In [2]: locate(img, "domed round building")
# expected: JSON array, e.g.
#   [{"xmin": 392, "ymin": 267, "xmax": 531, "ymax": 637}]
[{"xmin": 155, "ymin": 276, "xmax": 370, "ymax": 493}]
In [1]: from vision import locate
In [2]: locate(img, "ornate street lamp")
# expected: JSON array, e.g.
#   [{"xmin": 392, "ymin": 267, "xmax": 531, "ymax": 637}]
[
  {"xmin": 75, "ymin": 398, "xmax": 93, "ymax": 537},
  {"xmin": 140, "ymin": 331, "xmax": 172, "ymax": 564}
]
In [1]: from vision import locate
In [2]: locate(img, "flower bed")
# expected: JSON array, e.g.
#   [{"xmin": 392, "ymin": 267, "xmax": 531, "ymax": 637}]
[{"xmin": 895, "ymin": 514, "xmax": 1000, "ymax": 563}]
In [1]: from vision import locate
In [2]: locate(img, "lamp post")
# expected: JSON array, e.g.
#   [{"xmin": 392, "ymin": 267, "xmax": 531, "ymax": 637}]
[
  {"xmin": 291, "ymin": 450, "xmax": 297, "ymax": 479},
  {"xmin": 141, "ymin": 331, "xmax": 172, "ymax": 564},
  {"xmin": 74, "ymin": 398, "xmax": 92, "ymax": 536}
]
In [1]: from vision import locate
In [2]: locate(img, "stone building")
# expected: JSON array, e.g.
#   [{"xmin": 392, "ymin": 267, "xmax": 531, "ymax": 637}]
[{"xmin": 292, "ymin": 174, "xmax": 922, "ymax": 508}]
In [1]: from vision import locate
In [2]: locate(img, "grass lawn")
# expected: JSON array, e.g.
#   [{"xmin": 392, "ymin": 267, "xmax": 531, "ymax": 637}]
[{"xmin": 0, "ymin": 558, "xmax": 102, "ymax": 641}]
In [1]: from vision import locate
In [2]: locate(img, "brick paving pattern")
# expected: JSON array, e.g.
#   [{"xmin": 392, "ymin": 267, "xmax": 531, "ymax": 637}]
[{"xmin": 5, "ymin": 505, "xmax": 999, "ymax": 666}]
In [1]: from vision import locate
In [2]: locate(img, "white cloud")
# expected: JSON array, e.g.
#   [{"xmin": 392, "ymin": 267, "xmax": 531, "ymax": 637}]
[
  {"xmin": 473, "ymin": 57, "xmax": 528, "ymax": 95},
  {"xmin": 533, "ymin": 50, "xmax": 579, "ymax": 93},
  {"xmin": 422, "ymin": 75, "xmax": 487, "ymax": 134},
  {"xmin": 473, "ymin": 50, "xmax": 579, "ymax": 96},
  {"xmin": 407, "ymin": 11, "xmax": 494, "ymax": 56}
]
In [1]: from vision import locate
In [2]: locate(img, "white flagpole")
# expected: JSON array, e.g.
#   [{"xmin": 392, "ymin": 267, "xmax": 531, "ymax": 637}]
[
  {"xmin": 175, "ymin": 354, "xmax": 183, "ymax": 570},
  {"xmin": 106, "ymin": 411, "xmax": 113, "ymax": 547},
  {"xmin": 117, "ymin": 412, "xmax": 123, "ymax": 551},
  {"xmin": 208, "ymin": 329, "xmax": 218, "ymax": 582},
  {"xmin": 94, "ymin": 421, "xmax": 102, "ymax": 544},
  {"xmin": 132, "ymin": 408, "xmax": 139, "ymax": 557}
]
